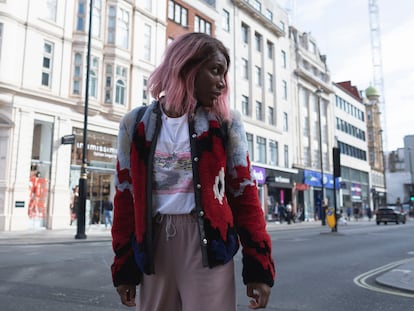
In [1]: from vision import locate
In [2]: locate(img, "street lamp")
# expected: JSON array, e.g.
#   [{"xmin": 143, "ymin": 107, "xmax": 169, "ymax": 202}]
[
  {"xmin": 75, "ymin": 0, "xmax": 93, "ymax": 240},
  {"xmin": 315, "ymin": 87, "xmax": 325, "ymax": 225}
]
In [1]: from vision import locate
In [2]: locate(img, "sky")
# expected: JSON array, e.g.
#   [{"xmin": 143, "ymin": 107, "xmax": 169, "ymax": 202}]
[{"xmin": 280, "ymin": 0, "xmax": 414, "ymax": 151}]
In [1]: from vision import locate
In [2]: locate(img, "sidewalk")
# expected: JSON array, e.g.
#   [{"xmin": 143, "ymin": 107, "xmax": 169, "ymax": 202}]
[
  {"xmin": 0, "ymin": 221, "xmax": 413, "ymax": 294},
  {"xmin": 375, "ymin": 260, "xmax": 414, "ymax": 293},
  {"xmin": 0, "ymin": 224, "xmax": 111, "ymax": 245}
]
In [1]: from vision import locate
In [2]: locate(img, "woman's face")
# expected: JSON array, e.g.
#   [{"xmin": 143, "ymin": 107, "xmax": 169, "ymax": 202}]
[{"xmin": 194, "ymin": 51, "xmax": 228, "ymax": 108}]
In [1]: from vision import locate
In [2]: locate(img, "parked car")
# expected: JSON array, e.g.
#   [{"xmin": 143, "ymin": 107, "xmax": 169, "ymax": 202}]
[{"xmin": 376, "ymin": 206, "xmax": 407, "ymax": 225}]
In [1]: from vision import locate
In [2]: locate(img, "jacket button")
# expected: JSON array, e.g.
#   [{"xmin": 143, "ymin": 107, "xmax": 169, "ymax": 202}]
[
  {"xmin": 194, "ymin": 157, "xmax": 199, "ymax": 162},
  {"xmin": 196, "ymin": 184, "xmax": 201, "ymax": 189},
  {"xmin": 202, "ymin": 238, "xmax": 208, "ymax": 245}
]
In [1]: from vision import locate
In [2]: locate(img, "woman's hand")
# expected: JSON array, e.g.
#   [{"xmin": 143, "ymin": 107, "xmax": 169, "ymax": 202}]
[
  {"xmin": 116, "ymin": 284, "xmax": 136, "ymax": 307},
  {"xmin": 246, "ymin": 282, "xmax": 271, "ymax": 309}
]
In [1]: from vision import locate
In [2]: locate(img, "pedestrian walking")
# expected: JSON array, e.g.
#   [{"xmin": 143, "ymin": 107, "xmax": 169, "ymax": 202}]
[
  {"xmin": 286, "ymin": 202, "xmax": 293, "ymax": 224},
  {"xmin": 346, "ymin": 206, "xmax": 352, "ymax": 221},
  {"xmin": 69, "ymin": 185, "xmax": 79, "ymax": 226},
  {"xmin": 110, "ymin": 33, "xmax": 275, "ymax": 311},
  {"xmin": 102, "ymin": 196, "xmax": 113, "ymax": 228}
]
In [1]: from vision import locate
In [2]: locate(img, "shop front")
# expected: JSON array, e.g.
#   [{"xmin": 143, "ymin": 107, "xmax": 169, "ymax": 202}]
[
  {"xmin": 301, "ymin": 170, "xmax": 337, "ymax": 221},
  {"xmin": 338, "ymin": 167, "xmax": 370, "ymax": 217},
  {"xmin": 69, "ymin": 128, "xmax": 117, "ymax": 227},
  {"xmin": 28, "ymin": 119, "xmax": 54, "ymax": 229},
  {"xmin": 266, "ymin": 170, "xmax": 296, "ymax": 220}
]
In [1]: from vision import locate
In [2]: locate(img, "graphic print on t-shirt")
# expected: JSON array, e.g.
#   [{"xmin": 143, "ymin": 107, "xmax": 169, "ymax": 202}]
[{"xmin": 153, "ymin": 150, "xmax": 193, "ymax": 195}]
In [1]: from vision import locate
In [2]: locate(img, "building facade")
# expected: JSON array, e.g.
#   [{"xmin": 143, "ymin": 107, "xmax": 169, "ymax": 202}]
[
  {"xmin": 333, "ymin": 81, "xmax": 371, "ymax": 217},
  {"xmin": 0, "ymin": 0, "xmax": 166, "ymax": 231},
  {"xmin": 289, "ymin": 27, "xmax": 334, "ymax": 221},
  {"xmin": 0, "ymin": 0, "xmax": 386, "ymax": 231},
  {"xmin": 364, "ymin": 86, "xmax": 387, "ymax": 209}
]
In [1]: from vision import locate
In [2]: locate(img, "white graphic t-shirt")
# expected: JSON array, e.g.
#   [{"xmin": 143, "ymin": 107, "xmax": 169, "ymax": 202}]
[{"xmin": 152, "ymin": 112, "xmax": 195, "ymax": 215}]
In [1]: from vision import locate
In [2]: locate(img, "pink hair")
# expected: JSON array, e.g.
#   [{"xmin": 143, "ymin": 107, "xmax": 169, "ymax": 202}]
[{"xmin": 147, "ymin": 33, "xmax": 231, "ymax": 121}]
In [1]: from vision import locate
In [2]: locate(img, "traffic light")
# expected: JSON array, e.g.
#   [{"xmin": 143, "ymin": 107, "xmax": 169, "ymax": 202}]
[
  {"xmin": 410, "ymin": 192, "xmax": 414, "ymax": 202},
  {"xmin": 333, "ymin": 147, "xmax": 341, "ymax": 177}
]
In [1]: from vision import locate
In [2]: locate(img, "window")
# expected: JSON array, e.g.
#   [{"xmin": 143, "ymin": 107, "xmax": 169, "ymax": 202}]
[
  {"xmin": 92, "ymin": 0, "xmax": 102, "ymax": 37},
  {"xmin": 282, "ymin": 80, "xmax": 287, "ymax": 99},
  {"xmin": 256, "ymin": 136, "xmax": 266, "ymax": 163},
  {"xmin": 267, "ymin": 73, "xmax": 273, "ymax": 93},
  {"xmin": 251, "ymin": 0, "xmax": 261, "ymax": 12},
  {"xmin": 104, "ymin": 64, "xmax": 113, "ymax": 103},
  {"xmin": 241, "ymin": 58, "xmax": 248, "ymax": 79},
  {"xmin": 241, "ymin": 23, "xmax": 249, "ymax": 44},
  {"xmin": 284, "ymin": 145, "xmax": 289, "ymax": 168},
  {"xmin": 246, "ymin": 133, "xmax": 254, "ymax": 159},
  {"xmin": 89, "ymin": 57, "xmax": 99, "ymax": 98},
  {"xmin": 269, "ymin": 140, "xmax": 278, "ymax": 166},
  {"xmin": 255, "ymin": 101, "xmax": 262, "ymax": 121},
  {"xmin": 265, "ymin": 9, "xmax": 273, "ymax": 21},
  {"xmin": 222, "ymin": 9, "xmax": 230, "ymax": 32},
  {"xmin": 76, "ymin": 0, "xmax": 86, "ymax": 31},
  {"xmin": 281, "ymin": 50, "xmax": 286, "ymax": 68},
  {"xmin": 107, "ymin": 6, "xmax": 116, "ymax": 44},
  {"xmin": 255, "ymin": 66, "xmax": 262, "ymax": 86},
  {"xmin": 44, "ymin": 0, "xmax": 57, "ymax": 21},
  {"xmin": 117, "ymin": 8, "xmax": 129, "ymax": 49},
  {"xmin": 41, "ymin": 41, "xmax": 53, "ymax": 87},
  {"xmin": 115, "ymin": 65, "xmax": 127, "ymax": 105},
  {"xmin": 267, "ymin": 41, "xmax": 273, "ymax": 59},
  {"xmin": 73, "ymin": 53, "xmax": 83, "ymax": 94},
  {"xmin": 30, "ymin": 120, "xmax": 53, "ymax": 222},
  {"xmin": 168, "ymin": 1, "xmax": 174, "ymax": 19},
  {"xmin": 254, "ymin": 32, "xmax": 262, "ymax": 52},
  {"xmin": 143, "ymin": 24, "xmax": 151, "ymax": 61},
  {"xmin": 142, "ymin": 77, "xmax": 148, "ymax": 104},
  {"xmin": 267, "ymin": 106, "xmax": 275, "ymax": 125},
  {"xmin": 303, "ymin": 116, "xmax": 309, "ymax": 136},
  {"xmin": 303, "ymin": 147, "xmax": 310, "ymax": 167},
  {"xmin": 168, "ymin": 0, "xmax": 188, "ymax": 27},
  {"xmin": 283, "ymin": 112, "xmax": 288, "ymax": 131},
  {"xmin": 194, "ymin": 16, "xmax": 211, "ymax": 35},
  {"xmin": 107, "ymin": 6, "xmax": 129, "ymax": 48},
  {"xmin": 242, "ymin": 95, "xmax": 249, "ymax": 116},
  {"xmin": 309, "ymin": 41, "xmax": 316, "ymax": 54}
]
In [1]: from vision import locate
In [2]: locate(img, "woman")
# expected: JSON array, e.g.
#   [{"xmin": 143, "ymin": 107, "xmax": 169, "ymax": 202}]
[{"xmin": 111, "ymin": 32, "xmax": 275, "ymax": 310}]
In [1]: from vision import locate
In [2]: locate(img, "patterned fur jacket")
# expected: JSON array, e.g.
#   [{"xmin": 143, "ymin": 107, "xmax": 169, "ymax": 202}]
[{"xmin": 111, "ymin": 101, "xmax": 275, "ymax": 287}]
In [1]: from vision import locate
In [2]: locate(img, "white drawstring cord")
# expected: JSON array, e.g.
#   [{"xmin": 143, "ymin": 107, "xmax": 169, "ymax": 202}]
[
  {"xmin": 165, "ymin": 215, "xmax": 177, "ymax": 240},
  {"xmin": 156, "ymin": 214, "xmax": 177, "ymax": 241}
]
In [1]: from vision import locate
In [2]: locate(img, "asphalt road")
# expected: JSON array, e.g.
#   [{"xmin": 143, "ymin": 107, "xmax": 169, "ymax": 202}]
[{"xmin": 0, "ymin": 219, "xmax": 413, "ymax": 310}]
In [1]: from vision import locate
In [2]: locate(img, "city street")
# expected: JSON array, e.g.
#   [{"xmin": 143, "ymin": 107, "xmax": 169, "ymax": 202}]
[{"xmin": 0, "ymin": 219, "xmax": 413, "ymax": 310}]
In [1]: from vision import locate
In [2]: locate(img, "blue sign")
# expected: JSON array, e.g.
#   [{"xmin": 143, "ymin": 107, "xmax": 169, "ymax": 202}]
[{"xmin": 304, "ymin": 170, "xmax": 339, "ymax": 189}]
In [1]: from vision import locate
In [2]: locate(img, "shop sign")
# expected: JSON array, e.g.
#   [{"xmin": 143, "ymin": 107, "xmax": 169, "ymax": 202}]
[
  {"xmin": 76, "ymin": 142, "xmax": 117, "ymax": 160},
  {"xmin": 72, "ymin": 128, "xmax": 118, "ymax": 167},
  {"xmin": 265, "ymin": 171, "xmax": 294, "ymax": 188},
  {"xmin": 252, "ymin": 166, "xmax": 266, "ymax": 184},
  {"xmin": 61, "ymin": 134, "xmax": 76, "ymax": 145},
  {"xmin": 351, "ymin": 182, "xmax": 362, "ymax": 201},
  {"xmin": 295, "ymin": 183, "xmax": 309, "ymax": 191},
  {"xmin": 304, "ymin": 170, "xmax": 335, "ymax": 189}
]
